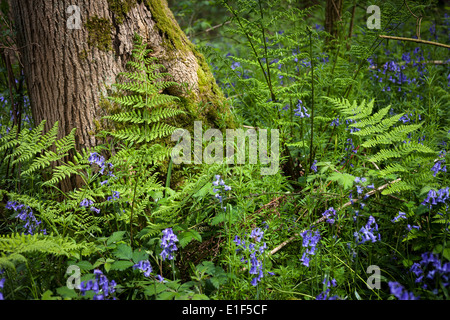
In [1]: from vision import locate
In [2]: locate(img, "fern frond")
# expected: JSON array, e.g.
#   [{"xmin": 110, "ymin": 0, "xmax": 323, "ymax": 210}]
[{"xmin": 0, "ymin": 233, "xmax": 97, "ymax": 259}]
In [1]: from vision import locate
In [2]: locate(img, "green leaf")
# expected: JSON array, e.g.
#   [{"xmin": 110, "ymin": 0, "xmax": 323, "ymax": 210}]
[
  {"xmin": 144, "ymin": 282, "xmax": 168, "ymax": 296},
  {"xmin": 326, "ymin": 172, "xmax": 355, "ymax": 190},
  {"xmin": 109, "ymin": 260, "xmax": 134, "ymax": 271},
  {"xmin": 178, "ymin": 230, "xmax": 202, "ymax": 248},
  {"xmin": 114, "ymin": 243, "xmax": 133, "ymax": 260},
  {"xmin": 192, "ymin": 294, "xmax": 209, "ymax": 300},
  {"xmin": 41, "ymin": 290, "xmax": 61, "ymax": 300},
  {"xmin": 75, "ymin": 260, "xmax": 93, "ymax": 271},
  {"xmin": 193, "ymin": 183, "xmax": 212, "ymax": 198},
  {"xmin": 132, "ymin": 249, "xmax": 149, "ymax": 264},
  {"xmin": 158, "ymin": 291, "xmax": 177, "ymax": 300},
  {"xmin": 107, "ymin": 231, "xmax": 126, "ymax": 246},
  {"xmin": 56, "ymin": 286, "xmax": 79, "ymax": 299}
]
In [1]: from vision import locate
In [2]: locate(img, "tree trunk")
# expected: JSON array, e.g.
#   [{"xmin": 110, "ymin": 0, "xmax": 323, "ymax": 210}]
[
  {"xmin": 324, "ymin": 0, "xmax": 343, "ymax": 46},
  {"xmin": 10, "ymin": 0, "xmax": 233, "ymax": 190}
]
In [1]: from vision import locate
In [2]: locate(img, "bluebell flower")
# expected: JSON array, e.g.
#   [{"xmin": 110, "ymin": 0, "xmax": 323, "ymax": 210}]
[
  {"xmin": 90, "ymin": 206, "xmax": 100, "ymax": 214},
  {"xmin": 356, "ymin": 185, "xmax": 364, "ymax": 195},
  {"xmin": 230, "ymin": 61, "xmax": 241, "ymax": 70},
  {"xmin": 316, "ymin": 277, "xmax": 338, "ymax": 300},
  {"xmin": 212, "ymin": 175, "xmax": 231, "ymax": 210},
  {"xmin": 133, "ymin": 260, "xmax": 152, "ymax": 277},
  {"xmin": 402, "ymin": 52, "xmax": 411, "ymax": 63},
  {"xmin": 294, "ymin": 100, "xmax": 310, "ymax": 118},
  {"xmin": 160, "ymin": 228, "xmax": 178, "ymax": 261},
  {"xmin": 6, "ymin": 201, "xmax": 46, "ymax": 235},
  {"xmin": 299, "ymin": 229, "xmax": 321, "ymax": 267},
  {"xmin": 107, "ymin": 191, "xmax": 120, "ymax": 202},
  {"xmin": 388, "ymin": 281, "xmax": 419, "ymax": 300},
  {"xmin": 155, "ymin": 274, "xmax": 167, "ymax": 283},
  {"xmin": 437, "ymin": 187, "xmax": 449, "ymax": 203},
  {"xmin": 431, "ymin": 160, "xmax": 446, "ymax": 177},
  {"xmin": 354, "ymin": 216, "xmax": 380, "ymax": 244},
  {"xmin": 330, "ymin": 117, "xmax": 340, "ymax": 127},
  {"xmin": 250, "ymin": 228, "xmax": 264, "ymax": 242},
  {"xmin": 422, "ymin": 187, "xmax": 449, "ymax": 208},
  {"xmin": 0, "ymin": 269, "xmax": 5, "ymax": 300},
  {"xmin": 406, "ymin": 224, "xmax": 420, "ymax": 231},
  {"xmin": 80, "ymin": 198, "xmax": 94, "ymax": 208},
  {"xmin": 88, "ymin": 152, "xmax": 105, "ymax": 167},
  {"xmin": 233, "ymin": 227, "xmax": 273, "ymax": 286},
  {"xmin": 80, "ymin": 269, "xmax": 117, "ymax": 300},
  {"xmin": 409, "ymin": 252, "xmax": 450, "ymax": 294},
  {"xmin": 392, "ymin": 211, "xmax": 407, "ymax": 223},
  {"xmin": 322, "ymin": 207, "xmax": 337, "ymax": 224},
  {"xmin": 311, "ymin": 160, "xmax": 318, "ymax": 173}
]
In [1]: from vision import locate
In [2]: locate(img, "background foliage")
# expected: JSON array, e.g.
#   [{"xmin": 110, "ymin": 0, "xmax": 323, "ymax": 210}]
[{"xmin": 0, "ymin": 0, "xmax": 449, "ymax": 300}]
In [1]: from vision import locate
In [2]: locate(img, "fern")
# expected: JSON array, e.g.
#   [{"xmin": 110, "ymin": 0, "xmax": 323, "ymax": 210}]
[
  {"xmin": 0, "ymin": 233, "xmax": 97, "ymax": 259},
  {"xmin": 0, "ymin": 119, "xmax": 79, "ymax": 189},
  {"xmin": 103, "ymin": 35, "xmax": 184, "ymax": 146},
  {"xmin": 328, "ymin": 97, "xmax": 438, "ymax": 195}
]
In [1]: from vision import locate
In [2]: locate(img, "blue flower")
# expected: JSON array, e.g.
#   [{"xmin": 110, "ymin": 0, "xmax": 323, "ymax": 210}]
[
  {"xmin": 299, "ymin": 229, "xmax": 321, "ymax": 267},
  {"xmin": 80, "ymin": 198, "xmax": 94, "ymax": 208},
  {"xmin": 330, "ymin": 118, "xmax": 340, "ymax": 127},
  {"xmin": 392, "ymin": 211, "xmax": 407, "ymax": 223},
  {"xmin": 212, "ymin": 175, "xmax": 231, "ymax": 209},
  {"xmin": 388, "ymin": 281, "xmax": 419, "ymax": 300},
  {"xmin": 294, "ymin": 100, "xmax": 310, "ymax": 118},
  {"xmin": 406, "ymin": 224, "xmax": 420, "ymax": 231},
  {"xmin": 5, "ymin": 201, "xmax": 46, "ymax": 235},
  {"xmin": 133, "ymin": 260, "xmax": 153, "ymax": 277},
  {"xmin": 316, "ymin": 277, "xmax": 338, "ymax": 300},
  {"xmin": 90, "ymin": 206, "xmax": 100, "ymax": 214},
  {"xmin": 422, "ymin": 187, "xmax": 449, "ymax": 208},
  {"xmin": 431, "ymin": 160, "xmax": 446, "ymax": 177},
  {"xmin": 107, "ymin": 191, "xmax": 120, "ymax": 202},
  {"xmin": 160, "ymin": 228, "xmax": 179, "ymax": 261},
  {"xmin": 322, "ymin": 207, "xmax": 337, "ymax": 224},
  {"xmin": 79, "ymin": 269, "xmax": 117, "ymax": 300},
  {"xmin": 233, "ymin": 226, "xmax": 273, "ymax": 286},
  {"xmin": 311, "ymin": 160, "xmax": 318, "ymax": 173},
  {"xmin": 250, "ymin": 228, "xmax": 264, "ymax": 242},
  {"xmin": 354, "ymin": 216, "xmax": 380, "ymax": 244},
  {"xmin": 155, "ymin": 274, "xmax": 167, "ymax": 283},
  {"xmin": 88, "ymin": 152, "xmax": 105, "ymax": 167},
  {"xmin": 0, "ymin": 269, "xmax": 5, "ymax": 300}
]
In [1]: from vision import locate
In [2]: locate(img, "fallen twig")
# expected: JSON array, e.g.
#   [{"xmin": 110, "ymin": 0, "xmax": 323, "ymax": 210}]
[{"xmin": 269, "ymin": 178, "xmax": 402, "ymax": 256}]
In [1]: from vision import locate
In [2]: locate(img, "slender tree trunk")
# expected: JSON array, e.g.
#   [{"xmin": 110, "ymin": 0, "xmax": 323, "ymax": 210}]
[
  {"xmin": 10, "ymin": 0, "xmax": 232, "ymax": 191},
  {"xmin": 324, "ymin": 0, "xmax": 344, "ymax": 46}
]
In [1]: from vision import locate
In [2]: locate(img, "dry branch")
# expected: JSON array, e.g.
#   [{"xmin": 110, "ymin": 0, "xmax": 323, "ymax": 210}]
[{"xmin": 269, "ymin": 178, "xmax": 402, "ymax": 256}]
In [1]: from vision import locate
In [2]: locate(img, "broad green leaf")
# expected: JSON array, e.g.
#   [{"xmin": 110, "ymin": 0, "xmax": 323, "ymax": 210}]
[
  {"xmin": 109, "ymin": 260, "xmax": 134, "ymax": 271},
  {"xmin": 114, "ymin": 243, "xmax": 133, "ymax": 260},
  {"xmin": 326, "ymin": 172, "xmax": 355, "ymax": 190},
  {"xmin": 107, "ymin": 231, "xmax": 126, "ymax": 246}
]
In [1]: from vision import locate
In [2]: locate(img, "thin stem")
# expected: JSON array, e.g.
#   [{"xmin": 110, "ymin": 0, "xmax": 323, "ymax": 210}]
[{"xmin": 308, "ymin": 28, "xmax": 315, "ymax": 174}]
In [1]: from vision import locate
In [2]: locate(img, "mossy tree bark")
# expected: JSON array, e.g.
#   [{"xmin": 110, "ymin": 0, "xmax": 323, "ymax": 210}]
[{"xmin": 11, "ymin": 0, "xmax": 233, "ymax": 190}]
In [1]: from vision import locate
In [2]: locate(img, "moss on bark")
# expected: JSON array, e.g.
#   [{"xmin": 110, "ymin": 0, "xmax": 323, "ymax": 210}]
[
  {"xmin": 85, "ymin": 15, "xmax": 113, "ymax": 51},
  {"xmin": 107, "ymin": 0, "xmax": 137, "ymax": 24}
]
